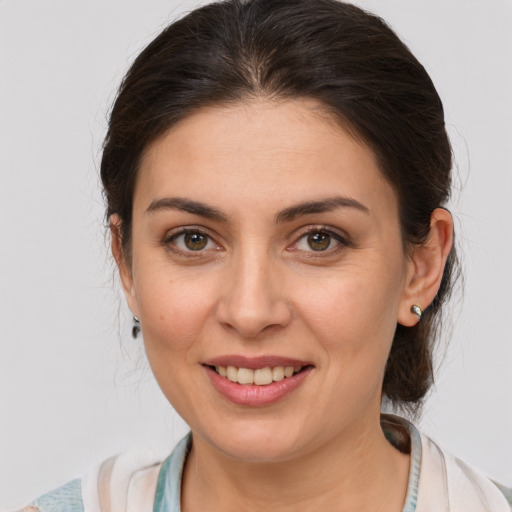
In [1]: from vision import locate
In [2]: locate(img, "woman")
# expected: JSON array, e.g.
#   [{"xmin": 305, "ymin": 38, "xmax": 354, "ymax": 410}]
[{"xmin": 15, "ymin": 0, "xmax": 511, "ymax": 511}]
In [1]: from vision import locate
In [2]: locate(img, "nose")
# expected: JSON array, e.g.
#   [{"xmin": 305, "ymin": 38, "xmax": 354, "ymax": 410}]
[{"xmin": 215, "ymin": 249, "xmax": 292, "ymax": 339}]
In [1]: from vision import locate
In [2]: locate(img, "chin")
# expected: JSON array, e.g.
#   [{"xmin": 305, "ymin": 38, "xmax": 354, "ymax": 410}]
[{"xmin": 195, "ymin": 418, "xmax": 315, "ymax": 464}]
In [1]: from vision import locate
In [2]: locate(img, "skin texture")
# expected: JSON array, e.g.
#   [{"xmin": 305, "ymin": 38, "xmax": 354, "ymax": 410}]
[{"xmin": 112, "ymin": 99, "xmax": 453, "ymax": 511}]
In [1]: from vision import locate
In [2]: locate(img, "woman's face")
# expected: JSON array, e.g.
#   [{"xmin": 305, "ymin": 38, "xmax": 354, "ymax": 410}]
[{"xmin": 120, "ymin": 99, "xmax": 417, "ymax": 462}]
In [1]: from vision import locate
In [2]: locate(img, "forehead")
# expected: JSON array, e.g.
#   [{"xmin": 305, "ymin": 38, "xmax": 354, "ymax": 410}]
[{"xmin": 135, "ymin": 98, "xmax": 397, "ymax": 219}]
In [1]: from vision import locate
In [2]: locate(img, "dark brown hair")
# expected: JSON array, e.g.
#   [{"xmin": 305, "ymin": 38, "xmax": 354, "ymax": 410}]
[{"xmin": 101, "ymin": 0, "xmax": 457, "ymax": 414}]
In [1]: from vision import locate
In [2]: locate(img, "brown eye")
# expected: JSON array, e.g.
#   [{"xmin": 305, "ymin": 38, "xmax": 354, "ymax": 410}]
[
  {"xmin": 293, "ymin": 229, "xmax": 346, "ymax": 254},
  {"xmin": 169, "ymin": 230, "xmax": 217, "ymax": 252},
  {"xmin": 307, "ymin": 232, "xmax": 331, "ymax": 251},
  {"xmin": 183, "ymin": 232, "xmax": 208, "ymax": 251}
]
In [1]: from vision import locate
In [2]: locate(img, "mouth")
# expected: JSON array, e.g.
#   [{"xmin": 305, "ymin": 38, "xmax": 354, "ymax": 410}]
[
  {"xmin": 202, "ymin": 357, "xmax": 314, "ymax": 406},
  {"xmin": 202, "ymin": 354, "xmax": 315, "ymax": 407},
  {"xmin": 207, "ymin": 364, "xmax": 309, "ymax": 386}
]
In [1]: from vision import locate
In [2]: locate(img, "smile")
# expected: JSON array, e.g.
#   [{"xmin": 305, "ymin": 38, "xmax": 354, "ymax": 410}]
[
  {"xmin": 203, "ymin": 358, "xmax": 314, "ymax": 406},
  {"xmin": 213, "ymin": 365, "xmax": 304, "ymax": 386}
]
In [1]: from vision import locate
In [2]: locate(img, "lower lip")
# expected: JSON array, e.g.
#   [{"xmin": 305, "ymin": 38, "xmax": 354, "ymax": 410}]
[{"xmin": 204, "ymin": 366, "xmax": 313, "ymax": 406}]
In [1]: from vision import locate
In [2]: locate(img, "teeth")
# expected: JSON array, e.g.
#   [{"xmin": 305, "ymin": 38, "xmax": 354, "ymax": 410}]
[
  {"xmin": 272, "ymin": 366, "xmax": 285, "ymax": 382},
  {"xmin": 227, "ymin": 365, "xmax": 238, "ymax": 382},
  {"xmin": 237, "ymin": 368, "xmax": 254, "ymax": 385},
  {"xmin": 254, "ymin": 367, "xmax": 273, "ymax": 385},
  {"xmin": 215, "ymin": 365, "xmax": 303, "ymax": 385}
]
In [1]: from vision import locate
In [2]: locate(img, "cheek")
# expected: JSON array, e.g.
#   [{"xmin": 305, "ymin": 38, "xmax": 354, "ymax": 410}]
[
  {"xmin": 132, "ymin": 265, "xmax": 219, "ymax": 356},
  {"xmin": 292, "ymin": 270, "xmax": 404, "ymax": 420},
  {"xmin": 294, "ymin": 263, "xmax": 404, "ymax": 359}
]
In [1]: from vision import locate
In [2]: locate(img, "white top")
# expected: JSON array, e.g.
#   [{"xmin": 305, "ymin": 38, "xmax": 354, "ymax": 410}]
[{"xmin": 22, "ymin": 415, "xmax": 512, "ymax": 512}]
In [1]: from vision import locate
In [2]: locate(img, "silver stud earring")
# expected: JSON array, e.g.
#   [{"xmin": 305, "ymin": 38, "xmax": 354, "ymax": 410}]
[
  {"xmin": 410, "ymin": 304, "xmax": 422, "ymax": 320},
  {"xmin": 132, "ymin": 315, "xmax": 141, "ymax": 338}
]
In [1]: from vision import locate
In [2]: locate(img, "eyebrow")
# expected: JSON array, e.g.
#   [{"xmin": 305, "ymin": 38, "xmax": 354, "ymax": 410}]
[
  {"xmin": 275, "ymin": 196, "xmax": 369, "ymax": 223},
  {"xmin": 145, "ymin": 195, "xmax": 368, "ymax": 223},
  {"xmin": 146, "ymin": 197, "xmax": 228, "ymax": 222}
]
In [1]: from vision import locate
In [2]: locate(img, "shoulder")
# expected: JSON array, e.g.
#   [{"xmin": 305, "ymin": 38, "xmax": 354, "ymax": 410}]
[
  {"xmin": 16, "ymin": 435, "xmax": 192, "ymax": 512},
  {"xmin": 17, "ymin": 452, "xmax": 164, "ymax": 512},
  {"xmin": 17, "ymin": 479, "xmax": 83, "ymax": 512},
  {"xmin": 383, "ymin": 414, "xmax": 511, "ymax": 511},
  {"xmin": 417, "ymin": 430, "xmax": 512, "ymax": 511}
]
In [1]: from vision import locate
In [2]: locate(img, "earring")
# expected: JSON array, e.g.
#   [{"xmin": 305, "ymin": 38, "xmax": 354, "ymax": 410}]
[
  {"xmin": 132, "ymin": 315, "xmax": 141, "ymax": 339},
  {"xmin": 410, "ymin": 304, "xmax": 422, "ymax": 320}
]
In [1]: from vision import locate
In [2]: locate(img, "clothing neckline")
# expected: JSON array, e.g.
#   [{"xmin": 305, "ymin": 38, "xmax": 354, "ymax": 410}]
[
  {"xmin": 153, "ymin": 414, "xmax": 422, "ymax": 512},
  {"xmin": 382, "ymin": 414, "xmax": 422, "ymax": 512}
]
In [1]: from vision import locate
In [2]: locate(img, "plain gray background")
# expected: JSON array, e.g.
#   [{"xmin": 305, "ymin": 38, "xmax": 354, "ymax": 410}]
[{"xmin": 1, "ymin": 0, "xmax": 511, "ymax": 508}]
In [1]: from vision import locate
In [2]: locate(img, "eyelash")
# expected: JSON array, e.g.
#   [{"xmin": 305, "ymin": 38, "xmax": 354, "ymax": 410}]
[
  {"xmin": 290, "ymin": 226, "xmax": 351, "ymax": 257},
  {"xmin": 162, "ymin": 227, "xmax": 221, "ymax": 257},
  {"xmin": 162, "ymin": 225, "xmax": 351, "ymax": 258}
]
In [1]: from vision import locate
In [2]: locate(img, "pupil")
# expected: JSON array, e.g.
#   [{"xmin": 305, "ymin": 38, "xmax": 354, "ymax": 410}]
[
  {"xmin": 185, "ymin": 232, "xmax": 207, "ymax": 250},
  {"xmin": 308, "ymin": 232, "xmax": 330, "ymax": 251}
]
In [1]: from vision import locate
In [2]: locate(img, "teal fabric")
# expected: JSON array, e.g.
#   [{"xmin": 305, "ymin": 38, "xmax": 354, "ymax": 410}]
[
  {"xmin": 153, "ymin": 434, "xmax": 191, "ymax": 512},
  {"xmin": 398, "ymin": 422, "xmax": 422, "ymax": 512},
  {"xmin": 493, "ymin": 481, "xmax": 512, "ymax": 507},
  {"xmin": 27, "ymin": 479, "xmax": 83, "ymax": 512}
]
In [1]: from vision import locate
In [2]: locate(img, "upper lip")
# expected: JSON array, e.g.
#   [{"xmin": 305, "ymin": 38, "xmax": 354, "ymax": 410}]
[{"xmin": 203, "ymin": 355, "xmax": 313, "ymax": 370}]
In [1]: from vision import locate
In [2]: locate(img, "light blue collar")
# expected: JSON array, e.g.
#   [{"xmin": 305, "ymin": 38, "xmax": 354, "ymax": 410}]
[
  {"xmin": 153, "ymin": 415, "xmax": 421, "ymax": 512},
  {"xmin": 153, "ymin": 433, "xmax": 191, "ymax": 512}
]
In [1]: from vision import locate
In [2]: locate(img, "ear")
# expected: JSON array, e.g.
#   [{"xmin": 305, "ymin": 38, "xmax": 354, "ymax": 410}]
[
  {"xmin": 398, "ymin": 208, "xmax": 454, "ymax": 326},
  {"xmin": 110, "ymin": 215, "xmax": 140, "ymax": 317}
]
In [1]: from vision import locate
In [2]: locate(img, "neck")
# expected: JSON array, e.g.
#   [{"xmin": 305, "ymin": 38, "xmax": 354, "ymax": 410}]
[{"xmin": 181, "ymin": 414, "xmax": 410, "ymax": 512}]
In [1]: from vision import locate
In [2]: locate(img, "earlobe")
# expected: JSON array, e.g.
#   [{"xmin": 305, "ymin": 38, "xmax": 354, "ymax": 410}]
[
  {"xmin": 398, "ymin": 208, "xmax": 454, "ymax": 327},
  {"xmin": 110, "ymin": 215, "xmax": 139, "ymax": 316}
]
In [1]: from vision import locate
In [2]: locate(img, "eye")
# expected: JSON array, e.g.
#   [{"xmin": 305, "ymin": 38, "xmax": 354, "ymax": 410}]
[
  {"xmin": 302, "ymin": 232, "xmax": 332, "ymax": 251},
  {"xmin": 168, "ymin": 229, "xmax": 218, "ymax": 252},
  {"xmin": 294, "ymin": 229, "xmax": 346, "ymax": 253}
]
